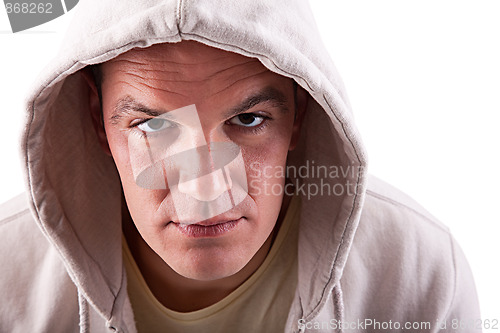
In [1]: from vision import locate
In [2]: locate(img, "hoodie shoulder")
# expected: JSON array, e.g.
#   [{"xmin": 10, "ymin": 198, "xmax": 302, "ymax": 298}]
[
  {"xmin": 340, "ymin": 175, "xmax": 480, "ymax": 330},
  {"xmin": 0, "ymin": 193, "xmax": 80, "ymax": 333},
  {"xmin": 0, "ymin": 193, "xmax": 31, "ymax": 227},
  {"xmin": 364, "ymin": 174, "xmax": 448, "ymax": 232}
]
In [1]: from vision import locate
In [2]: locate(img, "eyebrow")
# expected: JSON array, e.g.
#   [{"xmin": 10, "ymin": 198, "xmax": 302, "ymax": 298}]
[
  {"xmin": 110, "ymin": 87, "xmax": 290, "ymax": 125},
  {"xmin": 224, "ymin": 87, "xmax": 289, "ymax": 119},
  {"xmin": 110, "ymin": 96, "xmax": 163, "ymax": 125}
]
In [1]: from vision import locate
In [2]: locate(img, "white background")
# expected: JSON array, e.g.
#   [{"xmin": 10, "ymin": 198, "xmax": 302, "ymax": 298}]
[{"xmin": 1, "ymin": 0, "xmax": 498, "ymax": 324}]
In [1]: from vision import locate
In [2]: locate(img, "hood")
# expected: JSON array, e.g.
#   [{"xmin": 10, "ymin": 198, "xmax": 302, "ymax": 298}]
[{"xmin": 22, "ymin": 0, "xmax": 368, "ymax": 330}]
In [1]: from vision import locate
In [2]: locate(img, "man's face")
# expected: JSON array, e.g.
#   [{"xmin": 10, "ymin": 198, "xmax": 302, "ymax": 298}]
[{"xmin": 98, "ymin": 41, "xmax": 304, "ymax": 281}]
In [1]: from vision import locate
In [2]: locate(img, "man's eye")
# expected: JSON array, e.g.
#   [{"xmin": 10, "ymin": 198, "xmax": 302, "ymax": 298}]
[
  {"xmin": 228, "ymin": 114, "xmax": 265, "ymax": 127},
  {"xmin": 137, "ymin": 118, "xmax": 173, "ymax": 132}
]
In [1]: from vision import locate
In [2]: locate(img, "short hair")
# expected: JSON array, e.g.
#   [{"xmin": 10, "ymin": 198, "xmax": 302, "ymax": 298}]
[{"xmin": 89, "ymin": 64, "xmax": 103, "ymax": 103}]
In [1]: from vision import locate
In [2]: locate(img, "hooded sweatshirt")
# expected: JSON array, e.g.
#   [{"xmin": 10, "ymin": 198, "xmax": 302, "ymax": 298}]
[{"xmin": 0, "ymin": 0, "xmax": 481, "ymax": 332}]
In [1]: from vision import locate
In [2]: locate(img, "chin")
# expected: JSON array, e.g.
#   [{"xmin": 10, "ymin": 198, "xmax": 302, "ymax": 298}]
[{"xmin": 168, "ymin": 249, "xmax": 250, "ymax": 281}]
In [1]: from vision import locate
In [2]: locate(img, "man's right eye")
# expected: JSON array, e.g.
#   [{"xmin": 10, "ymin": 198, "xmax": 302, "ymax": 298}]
[{"xmin": 137, "ymin": 118, "xmax": 173, "ymax": 133}]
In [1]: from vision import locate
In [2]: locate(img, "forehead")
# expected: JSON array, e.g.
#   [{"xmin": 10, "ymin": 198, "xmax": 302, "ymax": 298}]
[
  {"xmin": 108, "ymin": 41, "xmax": 256, "ymax": 74},
  {"xmin": 101, "ymin": 41, "xmax": 284, "ymax": 94}
]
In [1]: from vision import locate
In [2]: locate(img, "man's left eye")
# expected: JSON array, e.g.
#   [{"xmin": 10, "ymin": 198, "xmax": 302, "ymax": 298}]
[
  {"xmin": 228, "ymin": 114, "xmax": 265, "ymax": 127},
  {"xmin": 137, "ymin": 118, "xmax": 173, "ymax": 132}
]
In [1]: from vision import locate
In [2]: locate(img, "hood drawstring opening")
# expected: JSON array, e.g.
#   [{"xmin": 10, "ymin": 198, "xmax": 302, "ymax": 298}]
[{"xmin": 78, "ymin": 291, "xmax": 90, "ymax": 333}]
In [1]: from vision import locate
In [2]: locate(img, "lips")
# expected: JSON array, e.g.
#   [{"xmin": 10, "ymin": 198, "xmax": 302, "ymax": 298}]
[
  {"xmin": 171, "ymin": 218, "xmax": 243, "ymax": 237},
  {"xmin": 191, "ymin": 218, "xmax": 238, "ymax": 226}
]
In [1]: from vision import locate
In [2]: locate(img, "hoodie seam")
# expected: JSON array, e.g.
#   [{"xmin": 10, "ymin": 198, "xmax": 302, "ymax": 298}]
[
  {"xmin": 0, "ymin": 208, "xmax": 30, "ymax": 227},
  {"xmin": 175, "ymin": 0, "xmax": 184, "ymax": 32},
  {"xmin": 108, "ymin": 260, "xmax": 129, "ymax": 332},
  {"xmin": 365, "ymin": 189, "xmax": 449, "ymax": 234}
]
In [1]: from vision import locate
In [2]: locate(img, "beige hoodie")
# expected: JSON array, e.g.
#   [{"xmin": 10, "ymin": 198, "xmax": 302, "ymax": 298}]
[{"xmin": 0, "ymin": 0, "xmax": 480, "ymax": 332}]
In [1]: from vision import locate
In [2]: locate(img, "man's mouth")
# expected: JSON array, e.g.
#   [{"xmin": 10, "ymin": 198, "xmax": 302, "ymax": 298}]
[{"xmin": 170, "ymin": 217, "xmax": 243, "ymax": 238}]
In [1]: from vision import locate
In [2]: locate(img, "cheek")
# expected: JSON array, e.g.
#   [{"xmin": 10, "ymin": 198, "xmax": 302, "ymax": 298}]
[
  {"xmin": 106, "ymin": 134, "xmax": 136, "ymax": 186},
  {"xmin": 242, "ymin": 146, "xmax": 288, "ymax": 246},
  {"xmin": 243, "ymin": 136, "xmax": 290, "ymax": 206},
  {"xmin": 243, "ymin": 117, "xmax": 295, "ymax": 193},
  {"xmin": 106, "ymin": 133, "xmax": 168, "ymax": 221}
]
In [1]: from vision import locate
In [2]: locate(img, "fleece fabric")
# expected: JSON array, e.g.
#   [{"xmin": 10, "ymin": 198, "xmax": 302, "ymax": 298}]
[{"xmin": 0, "ymin": 0, "xmax": 480, "ymax": 332}]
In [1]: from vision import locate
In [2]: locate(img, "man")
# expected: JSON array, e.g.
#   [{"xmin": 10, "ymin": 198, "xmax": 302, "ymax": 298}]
[{"xmin": 0, "ymin": 0, "xmax": 480, "ymax": 332}]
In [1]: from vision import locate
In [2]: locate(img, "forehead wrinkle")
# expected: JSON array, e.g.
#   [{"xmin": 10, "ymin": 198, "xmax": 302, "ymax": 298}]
[
  {"xmin": 132, "ymin": 60, "xmax": 262, "ymax": 85},
  {"xmin": 107, "ymin": 59, "xmax": 180, "ymax": 78},
  {"xmin": 110, "ymin": 56, "xmax": 232, "ymax": 76},
  {"xmin": 118, "ymin": 52, "xmax": 261, "ymax": 81},
  {"xmin": 124, "ymin": 43, "xmax": 238, "ymax": 65},
  {"xmin": 203, "ymin": 59, "xmax": 260, "ymax": 80},
  {"xmin": 106, "ymin": 47, "xmax": 267, "ymax": 95},
  {"xmin": 129, "ymin": 80, "xmax": 188, "ymax": 97},
  {"xmin": 209, "ymin": 67, "xmax": 270, "ymax": 98},
  {"xmin": 111, "ymin": 70, "xmax": 188, "ymax": 97},
  {"xmin": 111, "ymin": 62, "xmax": 270, "ymax": 102}
]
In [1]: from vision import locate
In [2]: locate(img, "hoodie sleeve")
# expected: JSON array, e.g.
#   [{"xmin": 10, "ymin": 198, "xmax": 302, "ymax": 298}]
[
  {"xmin": 437, "ymin": 238, "xmax": 482, "ymax": 333},
  {"xmin": 342, "ymin": 177, "xmax": 482, "ymax": 333}
]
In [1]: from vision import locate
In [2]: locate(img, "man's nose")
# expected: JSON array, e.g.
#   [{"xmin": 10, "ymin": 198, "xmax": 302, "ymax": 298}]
[
  {"xmin": 172, "ymin": 141, "xmax": 239, "ymax": 201},
  {"xmin": 177, "ymin": 165, "xmax": 232, "ymax": 201}
]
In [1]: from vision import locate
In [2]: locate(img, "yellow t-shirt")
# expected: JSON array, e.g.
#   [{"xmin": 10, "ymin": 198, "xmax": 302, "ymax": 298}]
[{"xmin": 123, "ymin": 195, "xmax": 300, "ymax": 333}]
